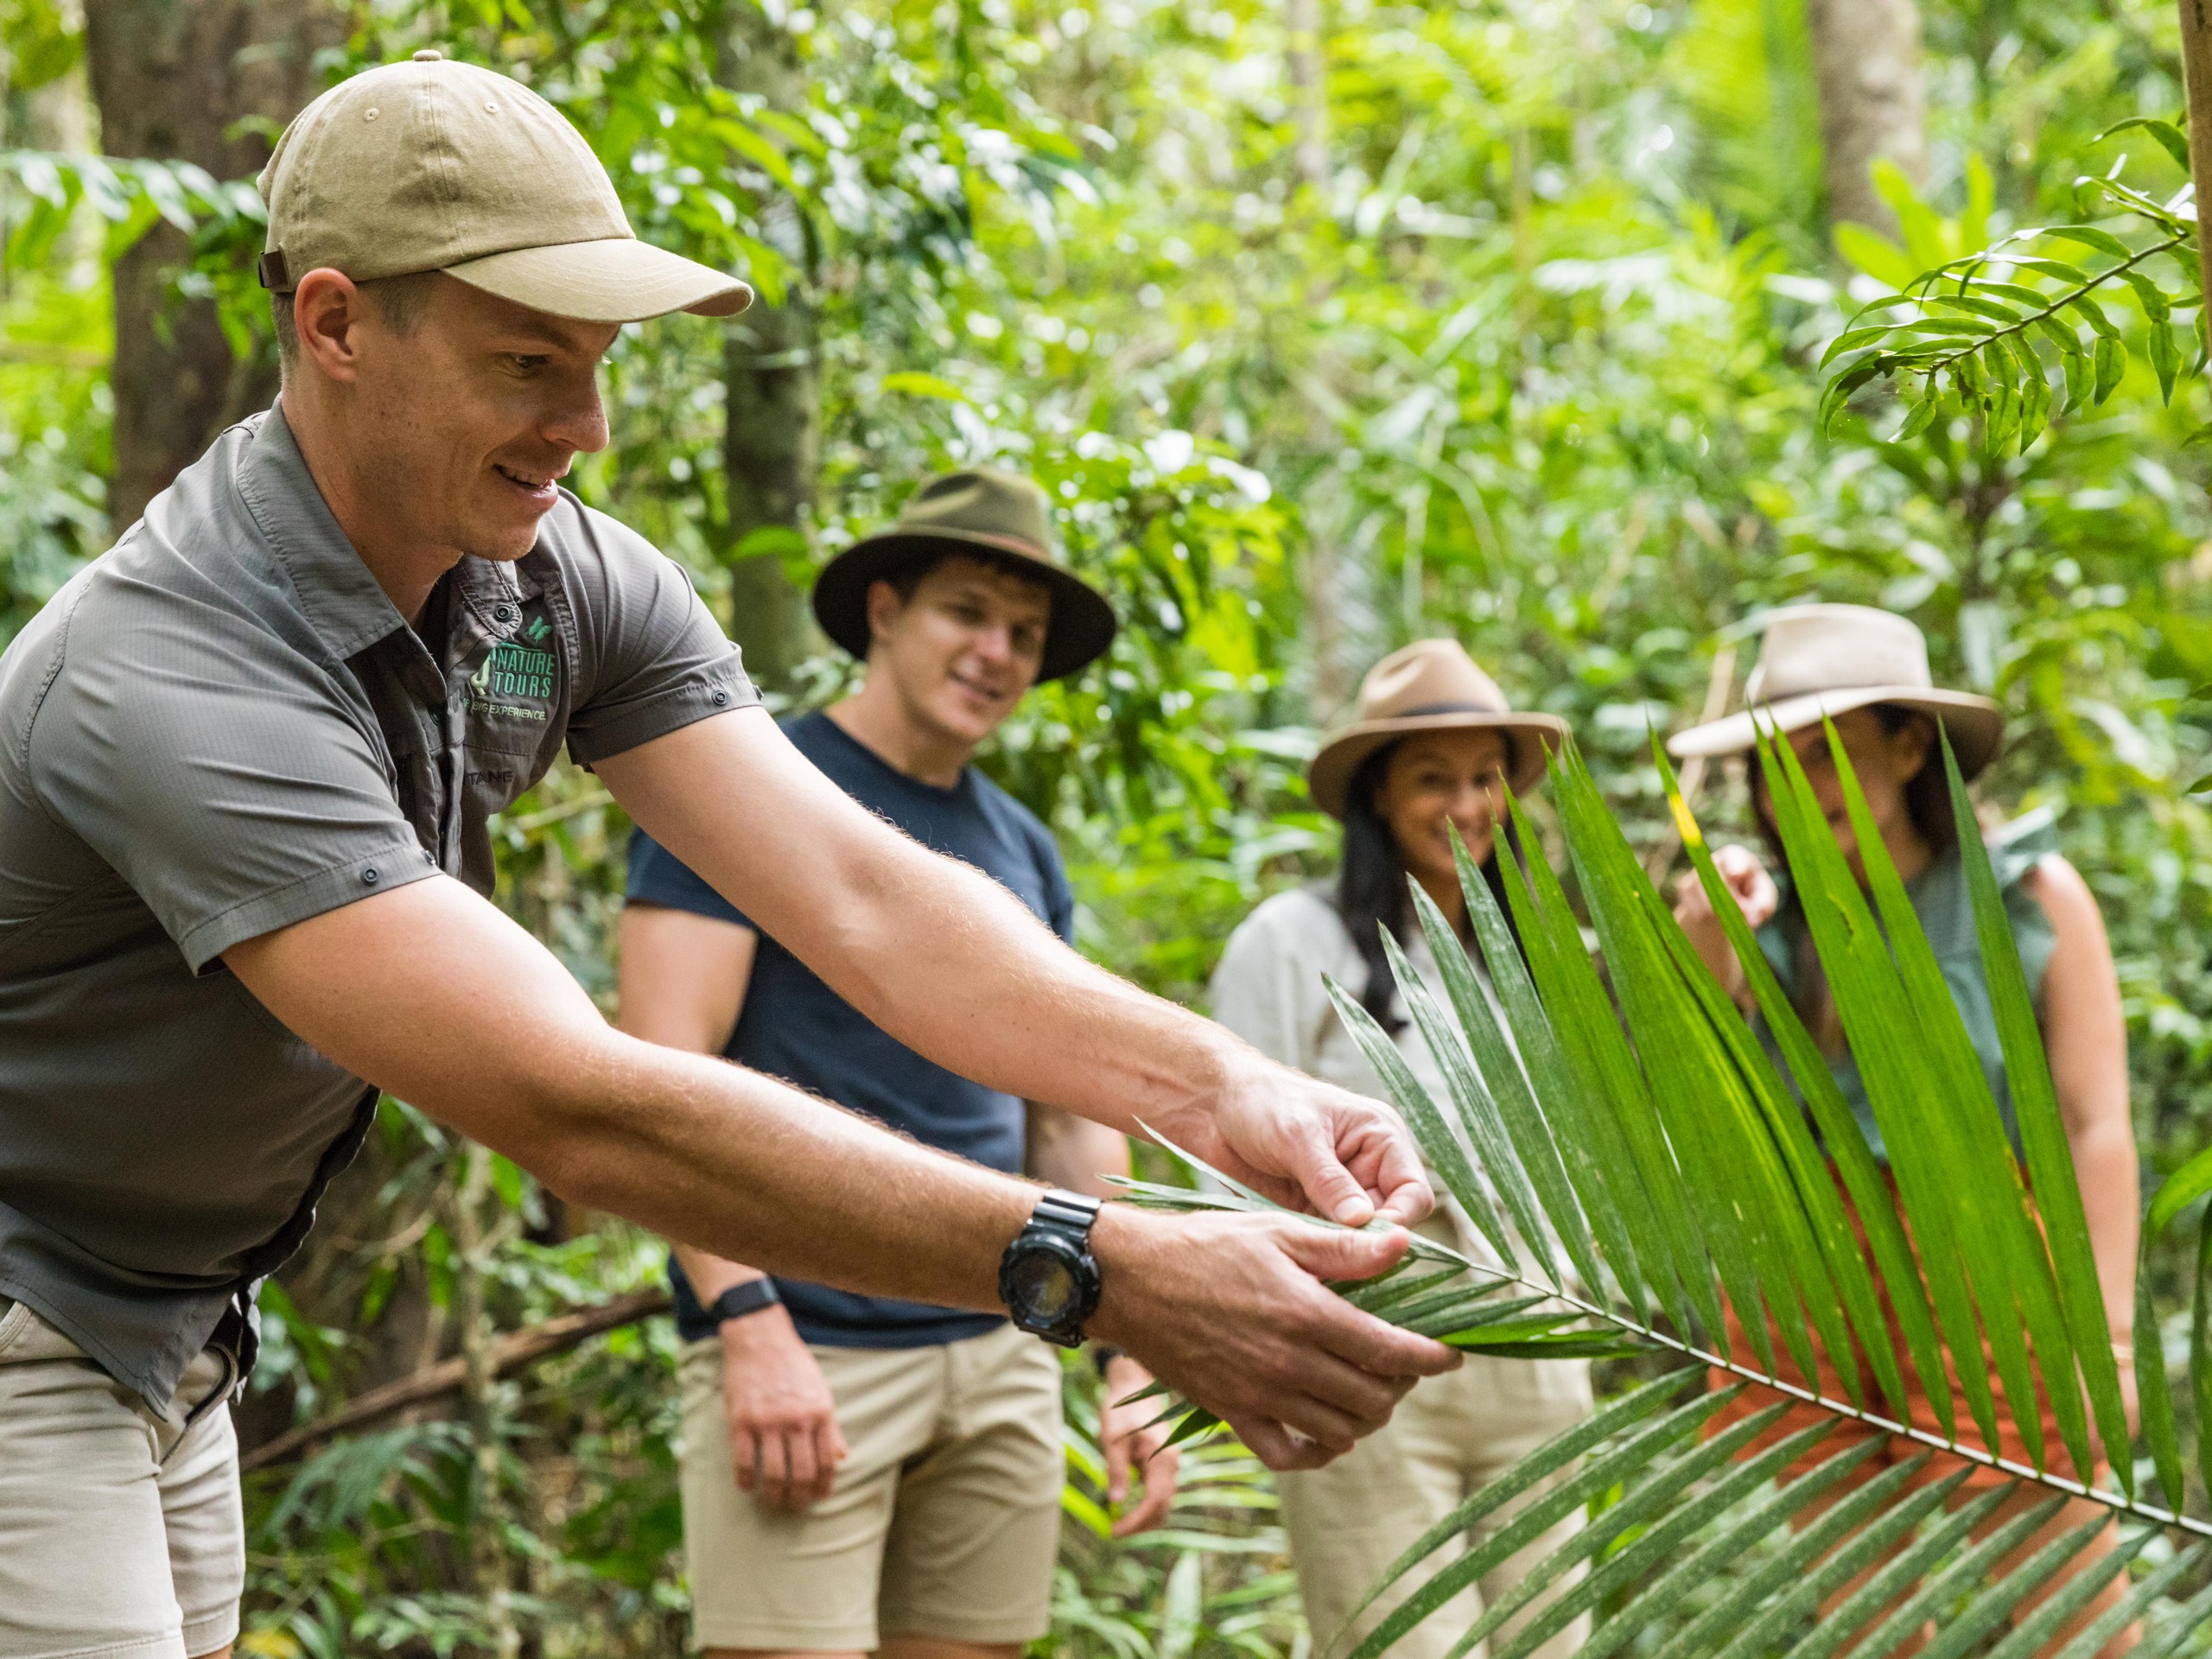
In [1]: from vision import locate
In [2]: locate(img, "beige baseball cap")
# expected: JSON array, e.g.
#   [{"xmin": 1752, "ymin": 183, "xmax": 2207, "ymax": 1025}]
[{"xmin": 256, "ymin": 50, "xmax": 752, "ymax": 324}]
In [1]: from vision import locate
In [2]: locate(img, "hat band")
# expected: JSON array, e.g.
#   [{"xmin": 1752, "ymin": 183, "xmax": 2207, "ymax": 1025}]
[{"xmin": 1389, "ymin": 699, "xmax": 1503, "ymax": 719}]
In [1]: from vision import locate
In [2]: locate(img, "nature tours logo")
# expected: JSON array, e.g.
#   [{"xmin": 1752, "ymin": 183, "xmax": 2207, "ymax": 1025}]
[{"xmin": 469, "ymin": 614, "xmax": 556, "ymax": 721}]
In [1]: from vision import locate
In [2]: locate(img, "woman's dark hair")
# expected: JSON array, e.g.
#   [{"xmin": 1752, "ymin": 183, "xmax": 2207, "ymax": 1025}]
[{"xmin": 1336, "ymin": 740, "xmax": 1521, "ymax": 1033}]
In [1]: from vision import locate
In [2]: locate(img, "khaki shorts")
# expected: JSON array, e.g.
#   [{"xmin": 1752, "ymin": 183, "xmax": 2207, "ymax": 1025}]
[
  {"xmin": 0, "ymin": 1298, "xmax": 244, "ymax": 1659},
  {"xmin": 677, "ymin": 1319, "xmax": 1064, "ymax": 1652},
  {"xmin": 1279, "ymin": 1351, "xmax": 1595, "ymax": 1659}
]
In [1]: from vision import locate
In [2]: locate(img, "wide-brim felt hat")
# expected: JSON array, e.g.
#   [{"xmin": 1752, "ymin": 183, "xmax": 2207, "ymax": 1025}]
[
  {"xmin": 811, "ymin": 468, "xmax": 1117, "ymax": 683},
  {"xmin": 1667, "ymin": 602, "xmax": 2004, "ymax": 780},
  {"xmin": 1307, "ymin": 639, "xmax": 1569, "ymax": 818}
]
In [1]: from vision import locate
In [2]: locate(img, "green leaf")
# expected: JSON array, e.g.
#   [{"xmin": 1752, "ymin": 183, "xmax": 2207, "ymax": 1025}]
[
  {"xmin": 1780, "ymin": 1484, "xmax": 2018, "ymax": 1659},
  {"xmin": 880, "ymin": 370, "xmax": 970, "ymax": 401},
  {"xmin": 1340, "ymin": 1387, "xmax": 1732, "ymax": 1659},
  {"xmin": 1659, "ymin": 741, "xmax": 1929, "ymax": 1425},
  {"xmin": 2120, "ymin": 267, "xmax": 2173, "ymax": 321},
  {"xmin": 2012, "ymin": 256, "xmax": 2096, "ymax": 286},
  {"xmin": 2092, "ymin": 116, "xmax": 2193, "ymax": 171},
  {"xmin": 2093, "ymin": 333, "xmax": 2126, "ymax": 403},
  {"xmin": 1942, "ymin": 736, "xmax": 2133, "ymax": 1497},
  {"xmin": 1324, "ymin": 971, "xmax": 1521, "ymax": 1268},
  {"xmin": 2195, "ymin": 1213, "xmax": 2212, "ymax": 1500},
  {"xmin": 1834, "ymin": 221, "xmax": 1920, "ymax": 289},
  {"xmin": 2046, "ymin": 225, "xmax": 2136, "ymax": 260},
  {"xmin": 1458, "ymin": 830, "xmax": 1656, "ymax": 1315},
  {"xmin": 2072, "ymin": 292, "xmax": 2123, "ymax": 339},
  {"xmin": 2147, "ymin": 1142, "xmax": 2212, "ymax": 1238},
  {"xmin": 1896, "ymin": 392, "xmax": 1940, "ymax": 440},
  {"xmin": 2151, "ymin": 319, "xmax": 2183, "ymax": 404},
  {"xmin": 1827, "ymin": 725, "xmax": 2090, "ymax": 1481}
]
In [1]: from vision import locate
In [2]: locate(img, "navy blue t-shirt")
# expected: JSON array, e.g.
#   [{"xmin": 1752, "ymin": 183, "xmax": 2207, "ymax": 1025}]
[{"xmin": 626, "ymin": 709, "xmax": 1076, "ymax": 1348}]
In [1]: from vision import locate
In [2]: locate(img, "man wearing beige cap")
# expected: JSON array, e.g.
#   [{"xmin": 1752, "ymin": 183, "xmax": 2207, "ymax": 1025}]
[{"xmin": 0, "ymin": 54, "xmax": 1452, "ymax": 1659}]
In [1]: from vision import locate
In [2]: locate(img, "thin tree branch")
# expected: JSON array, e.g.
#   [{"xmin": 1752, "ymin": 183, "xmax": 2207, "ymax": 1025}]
[{"xmin": 239, "ymin": 1287, "xmax": 671, "ymax": 1474}]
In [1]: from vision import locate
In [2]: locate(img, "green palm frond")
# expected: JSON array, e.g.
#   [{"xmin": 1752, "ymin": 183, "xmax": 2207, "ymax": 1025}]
[{"xmin": 1118, "ymin": 723, "xmax": 2212, "ymax": 1655}]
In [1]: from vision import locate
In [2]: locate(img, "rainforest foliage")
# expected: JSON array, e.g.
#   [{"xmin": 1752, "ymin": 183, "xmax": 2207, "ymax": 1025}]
[{"xmin": 10, "ymin": 0, "xmax": 2212, "ymax": 1651}]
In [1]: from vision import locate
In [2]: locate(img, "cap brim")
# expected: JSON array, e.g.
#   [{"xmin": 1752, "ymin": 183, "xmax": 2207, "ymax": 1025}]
[
  {"xmin": 1666, "ymin": 687, "xmax": 2003, "ymax": 778},
  {"xmin": 812, "ymin": 531, "xmax": 1118, "ymax": 683},
  {"xmin": 1307, "ymin": 712, "xmax": 1568, "ymax": 818},
  {"xmin": 443, "ymin": 237, "xmax": 753, "ymax": 323}
]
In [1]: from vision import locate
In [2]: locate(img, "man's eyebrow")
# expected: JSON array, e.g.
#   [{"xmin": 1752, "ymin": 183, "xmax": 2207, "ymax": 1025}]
[{"xmin": 493, "ymin": 321, "xmax": 604, "ymax": 355}]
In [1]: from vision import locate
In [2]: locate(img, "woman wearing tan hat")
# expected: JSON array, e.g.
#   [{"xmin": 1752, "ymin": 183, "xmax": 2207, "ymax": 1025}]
[
  {"xmin": 1669, "ymin": 603, "xmax": 2140, "ymax": 1657},
  {"xmin": 1211, "ymin": 639, "xmax": 1593, "ymax": 1659}
]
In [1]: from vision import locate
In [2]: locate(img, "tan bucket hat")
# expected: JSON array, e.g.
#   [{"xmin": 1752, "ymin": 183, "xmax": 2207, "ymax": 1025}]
[
  {"xmin": 1306, "ymin": 640, "xmax": 1568, "ymax": 818},
  {"xmin": 255, "ymin": 51, "xmax": 752, "ymax": 324},
  {"xmin": 1667, "ymin": 603, "xmax": 2003, "ymax": 779},
  {"xmin": 812, "ymin": 468, "xmax": 1118, "ymax": 683}
]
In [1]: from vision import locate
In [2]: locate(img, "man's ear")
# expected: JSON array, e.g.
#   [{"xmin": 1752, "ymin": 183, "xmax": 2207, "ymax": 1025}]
[
  {"xmin": 863, "ymin": 576, "xmax": 909, "ymax": 651},
  {"xmin": 292, "ymin": 268, "xmax": 369, "ymax": 385}
]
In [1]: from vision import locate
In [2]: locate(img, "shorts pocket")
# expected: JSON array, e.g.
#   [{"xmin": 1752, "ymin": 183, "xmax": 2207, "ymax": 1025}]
[{"xmin": 0, "ymin": 1295, "xmax": 25, "ymax": 1357}]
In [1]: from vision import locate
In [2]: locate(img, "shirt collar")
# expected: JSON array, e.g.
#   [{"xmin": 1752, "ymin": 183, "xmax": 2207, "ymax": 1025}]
[{"xmin": 235, "ymin": 403, "xmax": 412, "ymax": 663}]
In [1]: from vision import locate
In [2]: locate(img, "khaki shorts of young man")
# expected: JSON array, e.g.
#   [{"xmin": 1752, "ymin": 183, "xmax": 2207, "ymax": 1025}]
[
  {"xmin": 1279, "ymin": 1351, "xmax": 1595, "ymax": 1659},
  {"xmin": 0, "ymin": 1298, "xmax": 245, "ymax": 1659},
  {"xmin": 678, "ymin": 1319, "xmax": 1065, "ymax": 1652}
]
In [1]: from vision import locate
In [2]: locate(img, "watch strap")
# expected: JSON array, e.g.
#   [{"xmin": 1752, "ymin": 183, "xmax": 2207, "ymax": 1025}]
[
  {"xmin": 708, "ymin": 1278, "xmax": 782, "ymax": 1326},
  {"xmin": 1032, "ymin": 1188, "xmax": 1102, "ymax": 1240}
]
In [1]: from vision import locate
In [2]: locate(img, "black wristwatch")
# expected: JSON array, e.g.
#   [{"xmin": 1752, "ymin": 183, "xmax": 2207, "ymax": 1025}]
[
  {"xmin": 708, "ymin": 1279, "xmax": 781, "ymax": 1326},
  {"xmin": 998, "ymin": 1189, "xmax": 1103, "ymax": 1347}
]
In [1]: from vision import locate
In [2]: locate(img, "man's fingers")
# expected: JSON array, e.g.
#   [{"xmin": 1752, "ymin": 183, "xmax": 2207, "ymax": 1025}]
[
  {"xmin": 731, "ymin": 1425, "xmax": 760, "ymax": 1492},
  {"xmin": 1103, "ymin": 1421, "xmax": 1134, "ymax": 1505},
  {"xmin": 1110, "ymin": 1447, "xmax": 1180, "ymax": 1537},
  {"xmin": 1291, "ymin": 1119, "xmax": 1378, "ymax": 1227},
  {"xmin": 783, "ymin": 1427, "xmax": 817, "ymax": 1507},
  {"xmin": 1280, "ymin": 1217, "xmax": 1412, "ymax": 1285},
  {"xmin": 1228, "ymin": 1414, "xmax": 1339, "ymax": 1472},
  {"xmin": 758, "ymin": 1427, "xmax": 791, "ymax": 1506}
]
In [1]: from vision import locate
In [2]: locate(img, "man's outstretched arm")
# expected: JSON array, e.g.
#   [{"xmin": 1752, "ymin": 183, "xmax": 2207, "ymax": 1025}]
[
  {"xmin": 223, "ymin": 875, "xmax": 1459, "ymax": 1471},
  {"xmin": 594, "ymin": 707, "xmax": 1431, "ymax": 1228}
]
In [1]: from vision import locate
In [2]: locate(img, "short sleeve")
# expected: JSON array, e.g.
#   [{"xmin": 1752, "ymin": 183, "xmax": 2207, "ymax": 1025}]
[
  {"xmin": 28, "ymin": 584, "xmax": 437, "ymax": 972},
  {"xmin": 1037, "ymin": 829, "xmax": 1076, "ymax": 944},
  {"xmin": 624, "ymin": 827, "xmax": 758, "ymax": 931},
  {"xmin": 1209, "ymin": 895, "xmax": 1332, "ymax": 1073},
  {"xmin": 552, "ymin": 500, "xmax": 762, "ymax": 766}
]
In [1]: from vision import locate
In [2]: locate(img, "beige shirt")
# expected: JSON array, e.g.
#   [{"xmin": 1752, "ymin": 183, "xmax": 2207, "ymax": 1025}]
[{"xmin": 1210, "ymin": 886, "xmax": 1503, "ymax": 1264}]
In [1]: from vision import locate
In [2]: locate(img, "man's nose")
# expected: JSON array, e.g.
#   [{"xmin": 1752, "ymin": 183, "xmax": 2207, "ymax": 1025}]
[
  {"xmin": 543, "ymin": 372, "xmax": 610, "ymax": 456},
  {"xmin": 969, "ymin": 622, "xmax": 1015, "ymax": 665}
]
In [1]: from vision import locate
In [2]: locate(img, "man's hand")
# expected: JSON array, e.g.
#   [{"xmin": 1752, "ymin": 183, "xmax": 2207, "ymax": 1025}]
[
  {"xmin": 1099, "ymin": 1353, "xmax": 1179, "ymax": 1535},
  {"xmin": 720, "ymin": 1306, "xmax": 848, "ymax": 1511},
  {"xmin": 1158, "ymin": 1058, "xmax": 1434, "ymax": 1229},
  {"xmin": 1086, "ymin": 1205, "xmax": 1459, "ymax": 1472}
]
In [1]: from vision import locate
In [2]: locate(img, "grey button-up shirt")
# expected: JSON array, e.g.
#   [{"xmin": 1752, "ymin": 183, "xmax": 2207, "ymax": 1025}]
[{"xmin": 0, "ymin": 405, "xmax": 756, "ymax": 1407}]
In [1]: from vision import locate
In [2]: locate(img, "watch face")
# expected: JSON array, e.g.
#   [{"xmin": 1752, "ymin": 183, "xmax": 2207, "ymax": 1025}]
[{"xmin": 1008, "ymin": 1249, "xmax": 1079, "ymax": 1323}]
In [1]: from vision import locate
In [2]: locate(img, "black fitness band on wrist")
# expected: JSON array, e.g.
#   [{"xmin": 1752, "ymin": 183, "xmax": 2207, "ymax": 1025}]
[{"xmin": 709, "ymin": 1279, "xmax": 781, "ymax": 1326}]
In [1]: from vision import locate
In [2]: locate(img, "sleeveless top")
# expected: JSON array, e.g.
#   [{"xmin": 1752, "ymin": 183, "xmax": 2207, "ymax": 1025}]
[{"xmin": 1751, "ymin": 808, "xmax": 2062, "ymax": 1164}]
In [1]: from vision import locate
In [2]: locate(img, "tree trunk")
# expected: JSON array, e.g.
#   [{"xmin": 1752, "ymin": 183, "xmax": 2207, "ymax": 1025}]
[
  {"xmin": 1284, "ymin": 0, "xmax": 1351, "ymax": 716},
  {"xmin": 2180, "ymin": 0, "xmax": 2212, "ymax": 314},
  {"xmin": 1802, "ymin": 0, "xmax": 1927, "ymax": 236},
  {"xmin": 82, "ymin": 0, "xmax": 346, "ymax": 529},
  {"xmin": 718, "ymin": 3, "xmax": 817, "ymax": 694}
]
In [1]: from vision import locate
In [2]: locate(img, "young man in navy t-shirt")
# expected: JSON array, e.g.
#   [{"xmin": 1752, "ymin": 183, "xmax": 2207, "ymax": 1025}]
[{"xmin": 621, "ymin": 471, "xmax": 1177, "ymax": 1659}]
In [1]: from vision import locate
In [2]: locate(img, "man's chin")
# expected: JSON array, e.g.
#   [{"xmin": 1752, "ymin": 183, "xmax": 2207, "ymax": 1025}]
[{"xmin": 469, "ymin": 507, "xmax": 554, "ymax": 563}]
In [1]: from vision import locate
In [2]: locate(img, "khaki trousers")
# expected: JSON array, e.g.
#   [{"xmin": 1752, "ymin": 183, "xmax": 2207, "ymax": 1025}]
[
  {"xmin": 0, "ymin": 1299, "xmax": 244, "ymax": 1659},
  {"xmin": 677, "ymin": 1321, "xmax": 1064, "ymax": 1653},
  {"xmin": 1279, "ymin": 1353, "xmax": 1594, "ymax": 1659}
]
